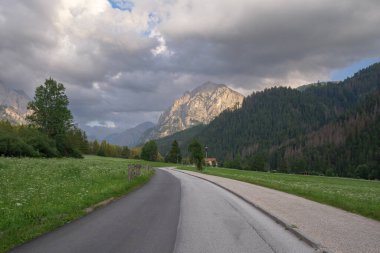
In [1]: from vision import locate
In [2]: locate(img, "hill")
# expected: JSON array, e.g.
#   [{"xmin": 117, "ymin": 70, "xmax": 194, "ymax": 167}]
[
  {"xmin": 105, "ymin": 122, "xmax": 155, "ymax": 147},
  {"xmin": 156, "ymin": 63, "xmax": 380, "ymax": 179}
]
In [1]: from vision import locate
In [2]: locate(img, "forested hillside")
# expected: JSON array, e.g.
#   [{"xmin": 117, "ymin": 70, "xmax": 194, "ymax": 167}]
[{"xmin": 156, "ymin": 63, "xmax": 380, "ymax": 179}]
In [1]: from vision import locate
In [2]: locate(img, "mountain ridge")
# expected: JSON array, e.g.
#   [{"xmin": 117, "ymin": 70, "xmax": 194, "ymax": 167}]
[
  {"xmin": 106, "ymin": 122, "xmax": 155, "ymax": 147},
  {"xmin": 143, "ymin": 81, "xmax": 244, "ymax": 141},
  {"xmin": 155, "ymin": 63, "xmax": 380, "ymax": 179}
]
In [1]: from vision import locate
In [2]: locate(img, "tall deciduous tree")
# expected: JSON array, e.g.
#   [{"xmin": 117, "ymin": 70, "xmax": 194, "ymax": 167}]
[
  {"xmin": 188, "ymin": 140, "xmax": 204, "ymax": 170},
  {"xmin": 27, "ymin": 78, "xmax": 73, "ymax": 138},
  {"xmin": 166, "ymin": 140, "xmax": 182, "ymax": 163},
  {"xmin": 141, "ymin": 140, "xmax": 158, "ymax": 161}
]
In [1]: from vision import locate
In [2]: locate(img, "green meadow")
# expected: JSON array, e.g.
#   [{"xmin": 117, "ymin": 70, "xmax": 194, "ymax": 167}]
[
  {"xmin": 0, "ymin": 156, "xmax": 168, "ymax": 253},
  {"xmin": 1, "ymin": 156, "xmax": 379, "ymax": 252},
  {"xmin": 178, "ymin": 166, "xmax": 380, "ymax": 221}
]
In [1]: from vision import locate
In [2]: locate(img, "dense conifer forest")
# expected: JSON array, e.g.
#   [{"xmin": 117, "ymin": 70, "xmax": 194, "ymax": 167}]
[{"xmin": 157, "ymin": 63, "xmax": 380, "ymax": 179}]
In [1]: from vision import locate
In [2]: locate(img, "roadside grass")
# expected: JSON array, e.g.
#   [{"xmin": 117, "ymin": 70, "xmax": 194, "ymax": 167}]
[
  {"xmin": 177, "ymin": 166, "xmax": 380, "ymax": 221},
  {"xmin": 0, "ymin": 155, "xmax": 166, "ymax": 253}
]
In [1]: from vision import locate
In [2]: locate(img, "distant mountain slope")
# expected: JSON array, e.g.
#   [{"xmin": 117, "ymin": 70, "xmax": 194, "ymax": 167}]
[
  {"xmin": 155, "ymin": 124, "xmax": 206, "ymax": 156},
  {"xmin": 0, "ymin": 105, "xmax": 28, "ymax": 125},
  {"xmin": 156, "ymin": 62, "xmax": 380, "ymax": 179},
  {"xmin": 145, "ymin": 81, "xmax": 244, "ymax": 141},
  {"xmin": 274, "ymin": 91, "xmax": 380, "ymax": 178},
  {"xmin": 106, "ymin": 122, "xmax": 155, "ymax": 147},
  {"xmin": 0, "ymin": 83, "xmax": 30, "ymax": 124}
]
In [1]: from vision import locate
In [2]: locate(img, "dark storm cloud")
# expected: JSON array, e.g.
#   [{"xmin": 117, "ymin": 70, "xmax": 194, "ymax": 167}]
[
  {"xmin": 159, "ymin": 0, "xmax": 380, "ymax": 87},
  {"xmin": 1, "ymin": 0, "xmax": 380, "ymax": 132}
]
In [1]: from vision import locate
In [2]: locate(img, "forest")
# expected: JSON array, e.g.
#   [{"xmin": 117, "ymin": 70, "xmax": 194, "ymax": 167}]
[{"xmin": 156, "ymin": 63, "xmax": 380, "ymax": 179}]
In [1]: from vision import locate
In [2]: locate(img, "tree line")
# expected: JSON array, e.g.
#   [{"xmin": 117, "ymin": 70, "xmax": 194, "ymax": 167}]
[
  {"xmin": 0, "ymin": 79, "xmax": 88, "ymax": 158},
  {"xmin": 0, "ymin": 78, "xmax": 207, "ymax": 170}
]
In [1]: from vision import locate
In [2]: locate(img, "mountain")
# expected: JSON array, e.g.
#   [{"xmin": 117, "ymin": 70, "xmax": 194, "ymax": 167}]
[
  {"xmin": 83, "ymin": 126, "xmax": 121, "ymax": 141},
  {"xmin": 0, "ymin": 83, "xmax": 30, "ymax": 124},
  {"xmin": 145, "ymin": 82, "xmax": 244, "ymax": 141},
  {"xmin": 106, "ymin": 122, "xmax": 155, "ymax": 147},
  {"xmin": 156, "ymin": 63, "xmax": 380, "ymax": 179}
]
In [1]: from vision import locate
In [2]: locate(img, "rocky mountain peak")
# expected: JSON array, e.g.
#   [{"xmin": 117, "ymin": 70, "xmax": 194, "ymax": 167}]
[
  {"xmin": 190, "ymin": 81, "xmax": 226, "ymax": 95},
  {"xmin": 0, "ymin": 83, "xmax": 31, "ymax": 125},
  {"xmin": 150, "ymin": 82, "xmax": 244, "ymax": 139}
]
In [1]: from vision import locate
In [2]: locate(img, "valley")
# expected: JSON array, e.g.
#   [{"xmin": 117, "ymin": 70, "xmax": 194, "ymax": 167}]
[{"xmin": 1, "ymin": 1, "xmax": 380, "ymax": 253}]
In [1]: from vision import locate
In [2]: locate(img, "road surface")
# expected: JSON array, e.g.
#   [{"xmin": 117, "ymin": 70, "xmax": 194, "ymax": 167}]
[
  {"xmin": 9, "ymin": 169, "xmax": 181, "ymax": 253},
  {"xmin": 9, "ymin": 168, "xmax": 315, "ymax": 253}
]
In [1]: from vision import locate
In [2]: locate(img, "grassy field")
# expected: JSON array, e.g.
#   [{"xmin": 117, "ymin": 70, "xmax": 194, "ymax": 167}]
[
  {"xmin": 178, "ymin": 166, "xmax": 380, "ymax": 221},
  {"xmin": 0, "ymin": 156, "xmax": 168, "ymax": 253}
]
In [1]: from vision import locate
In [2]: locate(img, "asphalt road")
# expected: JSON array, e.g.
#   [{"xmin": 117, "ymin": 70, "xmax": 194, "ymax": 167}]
[
  {"xmin": 9, "ymin": 168, "xmax": 315, "ymax": 253},
  {"xmin": 9, "ymin": 169, "xmax": 181, "ymax": 253},
  {"xmin": 164, "ymin": 168, "xmax": 314, "ymax": 253}
]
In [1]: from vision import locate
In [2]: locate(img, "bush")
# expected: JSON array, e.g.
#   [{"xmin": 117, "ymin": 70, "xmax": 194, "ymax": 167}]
[
  {"xmin": 0, "ymin": 134, "xmax": 38, "ymax": 157},
  {"xmin": 19, "ymin": 127, "xmax": 59, "ymax": 157},
  {"xmin": 141, "ymin": 141, "xmax": 158, "ymax": 161},
  {"xmin": 0, "ymin": 121, "xmax": 85, "ymax": 158}
]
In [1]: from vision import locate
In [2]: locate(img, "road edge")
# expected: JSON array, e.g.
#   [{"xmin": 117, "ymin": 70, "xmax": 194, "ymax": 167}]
[{"xmin": 172, "ymin": 168, "xmax": 329, "ymax": 253}]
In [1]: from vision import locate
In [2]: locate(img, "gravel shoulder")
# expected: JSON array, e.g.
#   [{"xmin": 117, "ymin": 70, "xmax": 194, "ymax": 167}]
[{"xmin": 173, "ymin": 168, "xmax": 380, "ymax": 253}]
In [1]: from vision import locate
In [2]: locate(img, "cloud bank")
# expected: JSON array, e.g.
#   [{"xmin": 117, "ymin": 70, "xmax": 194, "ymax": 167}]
[{"xmin": 0, "ymin": 0, "xmax": 379, "ymax": 130}]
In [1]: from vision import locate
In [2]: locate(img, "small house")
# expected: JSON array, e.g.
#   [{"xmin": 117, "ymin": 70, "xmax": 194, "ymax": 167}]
[{"xmin": 205, "ymin": 158, "xmax": 218, "ymax": 167}]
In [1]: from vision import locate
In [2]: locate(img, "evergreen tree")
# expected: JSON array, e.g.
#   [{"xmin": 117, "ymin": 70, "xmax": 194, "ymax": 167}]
[
  {"xmin": 166, "ymin": 140, "xmax": 182, "ymax": 163},
  {"xmin": 188, "ymin": 140, "xmax": 204, "ymax": 170},
  {"xmin": 97, "ymin": 140, "xmax": 107, "ymax": 156},
  {"xmin": 121, "ymin": 146, "xmax": 131, "ymax": 158},
  {"xmin": 92, "ymin": 140, "xmax": 100, "ymax": 154},
  {"xmin": 141, "ymin": 140, "xmax": 158, "ymax": 161}
]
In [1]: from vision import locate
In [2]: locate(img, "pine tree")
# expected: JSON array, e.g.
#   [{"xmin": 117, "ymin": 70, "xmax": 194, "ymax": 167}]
[
  {"xmin": 188, "ymin": 140, "xmax": 204, "ymax": 170},
  {"xmin": 166, "ymin": 140, "xmax": 182, "ymax": 163}
]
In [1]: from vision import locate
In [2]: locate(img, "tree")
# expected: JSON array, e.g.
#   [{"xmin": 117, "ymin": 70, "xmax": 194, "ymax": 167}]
[
  {"xmin": 141, "ymin": 140, "xmax": 158, "ymax": 161},
  {"xmin": 91, "ymin": 140, "xmax": 100, "ymax": 154},
  {"xmin": 121, "ymin": 146, "xmax": 131, "ymax": 158},
  {"xmin": 97, "ymin": 140, "xmax": 108, "ymax": 156},
  {"xmin": 26, "ymin": 78, "xmax": 84, "ymax": 157},
  {"xmin": 166, "ymin": 140, "xmax": 182, "ymax": 163},
  {"xmin": 27, "ymin": 78, "xmax": 73, "ymax": 138},
  {"xmin": 188, "ymin": 140, "xmax": 204, "ymax": 170}
]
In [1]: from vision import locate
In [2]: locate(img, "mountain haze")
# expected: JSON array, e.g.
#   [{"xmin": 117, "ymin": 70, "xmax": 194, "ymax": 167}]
[{"xmin": 106, "ymin": 122, "xmax": 155, "ymax": 147}]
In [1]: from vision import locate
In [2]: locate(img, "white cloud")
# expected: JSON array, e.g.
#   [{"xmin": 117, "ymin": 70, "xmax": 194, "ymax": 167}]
[
  {"xmin": 86, "ymin": 120, "xmax": 116, "ymax": 128},
  {"xmin": 150, "ymin": 29, "xmax": 174, "ymax": 56}
]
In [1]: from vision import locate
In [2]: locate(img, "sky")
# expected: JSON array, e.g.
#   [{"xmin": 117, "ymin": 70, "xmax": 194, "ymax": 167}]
[{"xmin": 0, "ymin": 0, "xmax": 380, "ymax": 133}]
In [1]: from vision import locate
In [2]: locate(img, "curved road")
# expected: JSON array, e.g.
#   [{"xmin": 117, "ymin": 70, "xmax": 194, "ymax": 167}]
[{"xmin": 9, "ymin": 168, "xmax": 314, "ymax": 253}]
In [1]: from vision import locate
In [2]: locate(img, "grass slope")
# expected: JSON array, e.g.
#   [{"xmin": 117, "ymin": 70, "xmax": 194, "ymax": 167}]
[
  {"xmin": 178, "ymin": 166, "xmax": 380, "ymax": 221},
  {"xmin": 0, "ymin": 156, "xmax": 166, "ymax": 253}
]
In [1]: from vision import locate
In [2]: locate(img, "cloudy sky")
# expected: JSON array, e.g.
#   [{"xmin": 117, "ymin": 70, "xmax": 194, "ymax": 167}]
[{"xmin": 1, "ymin": 0, "xmax": 380, "ymax": 132}]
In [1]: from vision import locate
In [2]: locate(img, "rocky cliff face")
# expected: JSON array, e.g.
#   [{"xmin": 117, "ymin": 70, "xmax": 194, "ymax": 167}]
[
  {"xmin": 0, "ymin": 83, "xmax": 30, "ymax": 124},
  {"xmin": 150, "ymin": 82, "xmax": 244, "ymax": 139}
]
